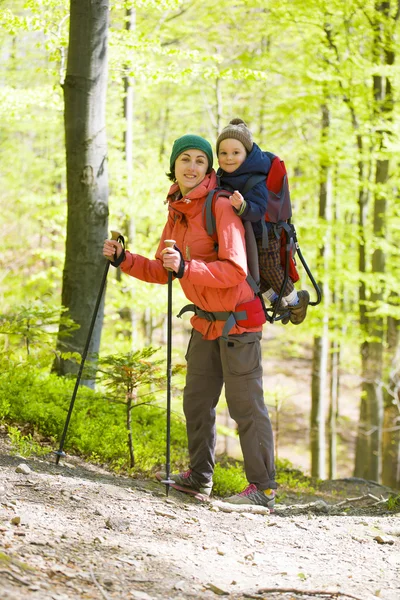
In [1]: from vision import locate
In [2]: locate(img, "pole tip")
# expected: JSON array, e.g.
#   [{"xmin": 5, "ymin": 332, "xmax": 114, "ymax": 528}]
[{"xmin": 54, "ymin": 450, "xmax": 66, "ymax": 465}]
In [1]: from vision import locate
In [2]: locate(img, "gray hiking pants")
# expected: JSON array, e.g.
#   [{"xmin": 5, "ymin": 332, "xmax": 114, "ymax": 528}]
[{"xmin": 183, "ymin": 329, "xmax": 277, "ymax": 491}]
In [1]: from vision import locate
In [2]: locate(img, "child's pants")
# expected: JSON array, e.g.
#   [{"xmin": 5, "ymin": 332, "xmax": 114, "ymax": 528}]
[
  {"xmin": 257, "ymin": 235, "xmax": 294, "ymax": 296},
  {"xmin": 183, "ymin": 328, "xmax": 277, "ymax": 490}
]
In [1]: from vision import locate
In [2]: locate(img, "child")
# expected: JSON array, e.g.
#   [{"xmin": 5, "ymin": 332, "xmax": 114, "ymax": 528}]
[{"xmin": 216, "ymin": 118, "xmax": 309, "ymax": 325}]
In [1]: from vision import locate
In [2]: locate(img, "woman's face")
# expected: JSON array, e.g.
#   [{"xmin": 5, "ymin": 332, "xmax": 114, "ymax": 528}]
[{"xmin": 174, "ymin": 149, "xmax": 208, "ymax": 195}]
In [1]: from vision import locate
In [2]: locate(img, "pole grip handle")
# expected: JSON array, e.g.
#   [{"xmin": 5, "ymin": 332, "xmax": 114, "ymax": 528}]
[
  {"xmin": 110, "ymin": 230, "xmax": 122, "ymax": 241},
  {"xmin": 163, "ymin": 239, "xmax": 176, "ymax": 272},
  {"xmin": 105, "ymin": 230, "xmax": 124, "ymax": 262}
]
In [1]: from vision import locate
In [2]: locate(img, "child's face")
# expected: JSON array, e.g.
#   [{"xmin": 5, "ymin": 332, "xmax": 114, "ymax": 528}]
[{"xmin": 218, "ymin": 138, "xmax": 247, "ymax": 173}]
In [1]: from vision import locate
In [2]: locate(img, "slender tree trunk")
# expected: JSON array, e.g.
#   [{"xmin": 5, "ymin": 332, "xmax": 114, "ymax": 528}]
[
  {"xmin": 382, "ymin": 312, "xmax": 400, "ymax": 486},
  {"xmin": 127, "ymin": 394, "xmax": 135, "ymax": 468},
  {"xmin": 215, "ymin": 77, "xmax": 222, "ymax": 135},
  {"xmin": 310, "ymin": 103, "xmax": 331, "ymax": 479},
  {"xmin": 54, "ymin": 0, "xmax": 109, "ymax": 378},
  {"xmin": 353, "ymin": 143, "xmax": 370, "ymax": 476},
  {"xmin": 328, "ymin": 338, "xmax": 340, "ymax": 479},
  {"xmin": 159, "ymin": 100, "xmax": 170, "ymax": 160},
  {"xmin": 355, "ymin": 1, "xmax": 395, "ymax": 481},
  {"xmin": 328, "ymin": 194, "xmax": 342, "ymax": 479},
  {"xmin": 117, "ymin": 6, "xmax": 137, "ymax": 347}
]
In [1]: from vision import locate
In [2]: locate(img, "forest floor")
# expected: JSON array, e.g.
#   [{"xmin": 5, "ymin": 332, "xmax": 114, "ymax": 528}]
[{"xmin": 1, "ymin": 429, "xmax": 399, "ymax": 600}]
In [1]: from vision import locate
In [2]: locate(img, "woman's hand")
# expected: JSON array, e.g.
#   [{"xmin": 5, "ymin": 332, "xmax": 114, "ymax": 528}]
[
  {"xmin": 161, "ymin": 247, "xmax": 181, "ymax": 273},
  {"xmin": 230, "ymin": 190, "xmax": 244, "ymax": 210},
  {"xmin": 103, "ymin": 239, "xmax": 123, "ymax": 260}
]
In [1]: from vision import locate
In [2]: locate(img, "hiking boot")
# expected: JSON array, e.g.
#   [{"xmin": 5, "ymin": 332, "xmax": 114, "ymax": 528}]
[
  {"xmin": 155, "ymin": 469, "xmax": 213, "ymax": 497},
  {"xmin": 288, "ymin": 290, "xmax": 310, "ymax": 325},
  {"xmin": 223, "ymin": 484, "xmax": 276, "ymax": 510}
]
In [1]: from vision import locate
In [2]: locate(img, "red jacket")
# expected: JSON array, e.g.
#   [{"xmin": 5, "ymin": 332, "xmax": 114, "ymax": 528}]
[{"xmin": 121, "ymin": 170, "xmax": 261, "ymax": 339}]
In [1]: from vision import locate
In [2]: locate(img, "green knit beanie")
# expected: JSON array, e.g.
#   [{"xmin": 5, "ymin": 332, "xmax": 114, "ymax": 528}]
[{"xmin": 169, "ymin": 134, "xmax": 213, "ymax": 172}]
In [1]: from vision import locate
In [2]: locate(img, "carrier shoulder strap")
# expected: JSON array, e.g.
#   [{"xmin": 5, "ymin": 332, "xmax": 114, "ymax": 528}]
[
  {"xmin": 242, "ymin": 173, "xmax": 267, "ymax": 196},
  {"xmin": 203, "ymin": 188, "xmax": 229, "ymax": 240},
  {"xmin": 202, "ymin": 188, "xmax": 260, "ymax": 294}
]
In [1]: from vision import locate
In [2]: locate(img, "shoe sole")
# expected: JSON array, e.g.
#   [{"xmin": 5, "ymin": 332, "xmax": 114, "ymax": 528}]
[{"xmin": 155, "ymin": 472, "xmax": 210, "ymax": 502}]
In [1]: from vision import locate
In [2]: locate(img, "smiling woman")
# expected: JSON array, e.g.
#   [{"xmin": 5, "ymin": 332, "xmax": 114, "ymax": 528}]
[
  {"xmin": 102, "ymin": 133, "xmax": 278, "ymax": 508},
  {"xmin": 174, "ymin": 149, "xmax": 208, "ymax": 195}
]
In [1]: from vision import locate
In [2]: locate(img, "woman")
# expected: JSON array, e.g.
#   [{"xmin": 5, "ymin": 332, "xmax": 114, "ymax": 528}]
[{"xmin": 103, "ymin": 134, "xmax": 277, "ymax": 508}]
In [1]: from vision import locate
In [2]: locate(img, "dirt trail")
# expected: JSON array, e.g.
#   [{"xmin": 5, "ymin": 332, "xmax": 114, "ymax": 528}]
[{"xmin": 0, "ymin": 432, "xmax": 399, "ymax": 600}]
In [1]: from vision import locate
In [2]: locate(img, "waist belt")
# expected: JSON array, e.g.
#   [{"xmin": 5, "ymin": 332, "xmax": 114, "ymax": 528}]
[{"xmin": 177, "ymin": 296, "xmax": 266, "ymax": 341}]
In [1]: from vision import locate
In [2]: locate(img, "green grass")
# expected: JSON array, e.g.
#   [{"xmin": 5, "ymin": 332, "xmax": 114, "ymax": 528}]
[
  {"xmin": 1, "ymin": 361, "xmax": 318, "ymax": 495},
  {"xmin": 0, "ymin": 363, "xmax": 188, "ymax": 475}
]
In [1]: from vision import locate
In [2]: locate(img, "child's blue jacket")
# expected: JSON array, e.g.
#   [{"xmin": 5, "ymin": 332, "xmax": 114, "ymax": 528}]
[{"xmin": 217, "ymin": 143, "xmax": 271, "ymax": 239}]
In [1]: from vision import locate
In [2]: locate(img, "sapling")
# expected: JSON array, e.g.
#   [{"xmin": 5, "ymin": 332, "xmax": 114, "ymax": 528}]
[
  {"xmin": 0, "ymin": 301, "xmax": 78, "ymax": 360},
  {"xmin": 87, "ymin": 348, "xmax": 183, "ymax": 468}
]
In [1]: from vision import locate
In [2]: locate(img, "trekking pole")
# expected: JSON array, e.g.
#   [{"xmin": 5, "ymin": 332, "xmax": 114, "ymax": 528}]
[
  {"xmin": 160, "ymin": 239, "xmax": 176, "ymax": 497},
  {"xmin": 54, "ymin": 230, "xmax": 124, "ymax": 465}
]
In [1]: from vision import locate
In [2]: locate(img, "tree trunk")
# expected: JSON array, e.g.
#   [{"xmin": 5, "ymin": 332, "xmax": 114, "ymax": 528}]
[
  {"xmin": 355, "ymin": 1, "xmax": 395, "ymax": 481},
  {"xmin": 328, "ymin": 338, "xmax": 340, "ymax": 479},
  {"xmin": 127, "ymin": 394, "xmax": 135, "ymax": 468},
  {"xmin": 117, "ymin": 6, "xmax": 137, "ymax": 347},
  {"xmin": 382, "ymin": 312, "xmax": 400, "ymax": 487},
  {"xmin": 310, "ymin": 103, "xmax": 331, "ymax": 479},
  {"xmin": 355, "ymin": 156, "xmax": 387, "ymax": 480},
  {"xmin": 328, "ymin": 193, "xmax": 342, "ymax": 480},
  {"xmin": 54, "ymin": 0, "xmax": 110, "ymax": 378}
]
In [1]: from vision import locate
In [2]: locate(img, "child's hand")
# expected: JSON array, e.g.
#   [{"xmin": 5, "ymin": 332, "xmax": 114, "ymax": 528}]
[{"xmin": 230, "ymin": 190, "xmax": 244, "ymax": 210}]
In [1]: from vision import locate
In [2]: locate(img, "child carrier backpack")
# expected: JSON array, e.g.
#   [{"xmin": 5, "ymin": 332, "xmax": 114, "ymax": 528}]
[
  {"xmin": 203, "ymin": 154, "xmax": 321, "ymax": 323},
  {"xmin": 236, "ymin": 153, "xmax": 299, "ymax": 284}
]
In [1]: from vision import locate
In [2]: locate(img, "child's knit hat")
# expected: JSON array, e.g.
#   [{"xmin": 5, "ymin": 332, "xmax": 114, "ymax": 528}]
[
  {"xmin": 169, "ymin": 134, "xmax": 213, "ymax": 172},
  {"xmin": 216, "ymin": 118, "xmax": 253, "ymax": 154}
]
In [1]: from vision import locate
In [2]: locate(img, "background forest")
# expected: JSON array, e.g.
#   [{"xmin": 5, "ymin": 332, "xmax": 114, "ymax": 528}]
[{"xmin": 0, "ymin": 0, "xmax": 399, "ymax": 491}]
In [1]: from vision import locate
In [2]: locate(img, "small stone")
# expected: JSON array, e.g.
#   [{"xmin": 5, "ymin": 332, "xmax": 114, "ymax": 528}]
[
  {"xmin": 16, "ymin": 463, "xmax": 31, "ymax": 475},
  {"xmin": 11, "ymin": 516, "xmax": 21, "ymax": 525},
  {"xmin": 173, "ymin": 581, "xmax": 185, "ymax": 591},
  {"xmin": 130, "ymin": 591, "xmax": 153, "ymax": 600},
  {"xmin": 105, "ymin": 517, "xmax": 130, "ymax": 532}
]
